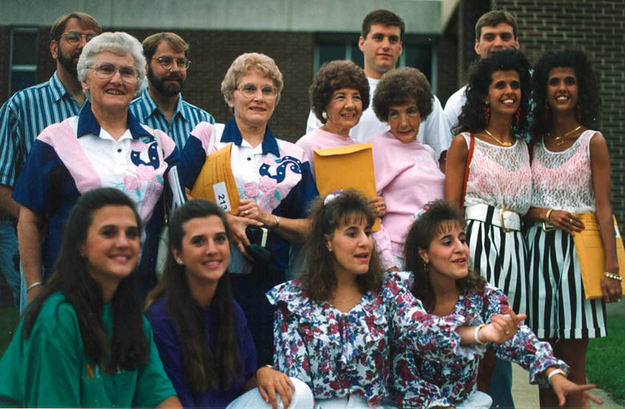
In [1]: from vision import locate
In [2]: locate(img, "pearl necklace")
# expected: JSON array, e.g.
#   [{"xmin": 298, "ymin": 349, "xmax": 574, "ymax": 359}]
[
  {"xmin": 484, "ymin": 129, "xmax": 513, "ymax": 147},
  {"xmin": 551, "ymin": 125, "xmax": 582, "ymax": 145}
]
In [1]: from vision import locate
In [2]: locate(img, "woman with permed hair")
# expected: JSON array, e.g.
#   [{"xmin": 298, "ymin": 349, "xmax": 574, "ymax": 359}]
[
  {"xmin": 369, "ymin": 67, "xmax": 444, "ymax": 270},
  {"xmin": 444, "ymin": 49, "xmax": 532, "ymax": 404},
  {"xmin": 0, "ymin": 188, "xmax": 179, "ymax": 407},
  {"xmin": 179, "ymin": 52, "xmax": 318, "ymax": 370},
  {"xmin": 296, "ymin": 60, "xmax": 370, "ymax": 177},
  {"xmin": 392, "ymin": 199, "xmax": 600, "ymax": 409},
  {"xmin": 526, "ymin": 49, "xmax": 621, "ymax": 408},
  {"xmin": 14, "ymin": 32, "xmax": 181, "ymax": 301},
  {"xmin": 267, "ymin": 190, "xmax": 521, "ymax": 408}
]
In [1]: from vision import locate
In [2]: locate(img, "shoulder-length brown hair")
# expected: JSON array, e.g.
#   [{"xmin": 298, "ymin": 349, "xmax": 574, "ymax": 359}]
[{"xmin": 300, "ymin": 189, "xmax": 383, "ymax": 301}]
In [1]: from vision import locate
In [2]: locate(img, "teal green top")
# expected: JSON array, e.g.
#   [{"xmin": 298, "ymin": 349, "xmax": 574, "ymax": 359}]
[{"xmin": 0, "ymin": 292, "xmax": 176, "ymax": 408}]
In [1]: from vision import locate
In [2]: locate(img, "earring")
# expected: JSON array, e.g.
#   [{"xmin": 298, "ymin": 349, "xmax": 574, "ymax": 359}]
[
  {"xmin": 322, "ymin": 111, "xmax": 328, "ymax": 121},
  {"xmin": 483, "ymin": 104, "xmax": 490, "ymax": 125},
  {"xmin": 423, "ymin": 262, "xmax": 429, "ymax": 273},
  {"xmin": 576, "ymin": 103, "xmax": 582, "ymax": 123},
  {"xmin": 514, "ymin": 108, "xmax": 521, "ymax": 126}
]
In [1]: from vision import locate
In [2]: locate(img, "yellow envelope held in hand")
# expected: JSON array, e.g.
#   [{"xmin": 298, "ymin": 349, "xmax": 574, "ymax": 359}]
[
  {"xmin": 573, "ymin": 213, "xmax": 625, "ymax": 299},
  {"xmin": 190, "ymin": 144, "xmax": 240, "ymax": 214},
  {"xmin": 313, "ymin": 143, "xmax": 380, "ymax": 230}
]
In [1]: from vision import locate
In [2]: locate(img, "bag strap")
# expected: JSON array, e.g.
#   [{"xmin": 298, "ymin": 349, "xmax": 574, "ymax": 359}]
[{"xmin": 460, "ymin": 133, "xmax": 475, "ymax": 210}]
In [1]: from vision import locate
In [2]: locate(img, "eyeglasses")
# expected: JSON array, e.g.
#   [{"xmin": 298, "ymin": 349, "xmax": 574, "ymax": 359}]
[
  {"xmin": 90, "ymin": 63, "xmax": 139, "ymax": 84},
  {"xmin": 236, "ymin": 83, "xmax": 277, "ymax": 99},
  {"xmin": 153, "ymin": 56, "xmax": 191, "ymax": 70},
  {"xmin": 59, "ymin": 32, "xmax": 97, "ymax": 45}
]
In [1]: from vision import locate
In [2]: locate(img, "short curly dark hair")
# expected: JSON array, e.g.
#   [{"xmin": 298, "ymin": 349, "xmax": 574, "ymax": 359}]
[
  {"xmin": 309, "ymin": 60, "xmax": 370, "ymax": 124},
  {"xmin": 453, "ymin": 49, "xmax": 531, "ymax": 137},
  {"xmin": 531, "ymin": 49, "xmax": 600, "ymax": 143},
  {"xmin": 372, "ymin": 67, "xmax": 433, "ymax": 122}
]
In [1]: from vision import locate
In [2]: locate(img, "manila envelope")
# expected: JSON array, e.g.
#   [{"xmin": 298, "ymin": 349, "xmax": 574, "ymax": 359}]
[
  {"xmin": 313, "ymin": 143, "xmax": 380, "ymax": 231},
  {"xmin": 190, "ymin": 143, "xmax": 240, "ymax": 214},
  {"xmin": 573, "ymin": 213, "xmax": 625, "ymax": 299}
]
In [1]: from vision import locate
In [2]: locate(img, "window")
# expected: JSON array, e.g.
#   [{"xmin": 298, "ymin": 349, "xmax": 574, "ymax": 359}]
[
  {"xmin": 313, "ymin": 33, "xmax": 436, "ymax": 91},
  {"xmin": 9, "ymin": 28, "xmax": 38, "ymax": 95}
]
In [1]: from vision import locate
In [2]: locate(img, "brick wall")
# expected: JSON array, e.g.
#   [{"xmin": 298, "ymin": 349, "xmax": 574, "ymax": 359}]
[
  {"xmin": 26, "ymin": 28, "xmax": 316, "ymax": 143},
  {"xmin": 491, "ymin": 0, "xmax": 625, "ymax": 220}
]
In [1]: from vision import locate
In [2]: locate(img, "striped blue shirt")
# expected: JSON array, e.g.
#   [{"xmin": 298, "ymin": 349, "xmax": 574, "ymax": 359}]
[
  {"xmin": 0, "ymin": 72, "xmax": 83, "ymax": 188},
  {"xmin": 129, "ymin": 89, "xmax": 214, "ymax": 149}
]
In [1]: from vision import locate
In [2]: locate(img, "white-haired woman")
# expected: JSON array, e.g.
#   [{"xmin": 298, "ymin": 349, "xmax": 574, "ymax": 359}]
[
  {"xmin": 180, "ymin": 52, "xmax": 318, "ymax": 369},
  {"xmin": 14, "ymin": 32, "xmax": 180, "ymax": 303}
]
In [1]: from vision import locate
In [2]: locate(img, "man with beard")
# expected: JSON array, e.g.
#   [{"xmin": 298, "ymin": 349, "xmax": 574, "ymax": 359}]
[
  {"xmin": 130, "ymin": 32, "xmax": 214, "ymax": 149},
  {"xmin": 0, "ymin": 12, "xmax": 101, "ymax": 309}
]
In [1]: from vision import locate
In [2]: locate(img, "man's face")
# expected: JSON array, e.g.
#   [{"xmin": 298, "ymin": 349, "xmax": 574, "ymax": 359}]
[
  {"xmin": 474, "ymin": 23, "xmax": 519, "ymax": 59},
  {"xmin": 147, "ymin": 40, "xmax": 188, "ymax": 97},
  {"xmin": 51, "ymin": 17, "xmax": 98, "ymax": 78},
  {"xmin": 358, "ymin": 23, "xmax": 403, "ymax": 77}
]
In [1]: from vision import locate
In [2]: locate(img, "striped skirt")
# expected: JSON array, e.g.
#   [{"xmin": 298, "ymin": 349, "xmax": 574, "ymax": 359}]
[
  {"xmin": 466, "ymin": 219, "xmax": 529, "ymax": 315},
  {"xmin": 526, "ymin": 225, "xmax": 606, "ymax": 339}
]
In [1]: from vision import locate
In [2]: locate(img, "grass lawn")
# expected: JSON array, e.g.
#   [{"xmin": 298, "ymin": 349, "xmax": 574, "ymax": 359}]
[
  {"xmin": 586, "ymin": 313, "xmax": 625, "ymax": 405},
  {"xmin": 0, "ymin": 307, "xmax": 19, "ymax": 356}
]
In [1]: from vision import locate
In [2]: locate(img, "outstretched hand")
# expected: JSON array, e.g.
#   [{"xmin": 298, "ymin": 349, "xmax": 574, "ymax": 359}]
[
  {"xmin": 549, "ymin": 372, "xmax": 603, "ymax": 407},
  {"xmin": 479, "ymin": 307, "xmax": 527, "ymax": 344}
]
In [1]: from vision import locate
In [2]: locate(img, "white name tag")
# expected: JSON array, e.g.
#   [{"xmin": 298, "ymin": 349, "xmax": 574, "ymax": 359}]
[{"xmin": 213, "ymin": 182, "xmax": 231, "ymax": 212}]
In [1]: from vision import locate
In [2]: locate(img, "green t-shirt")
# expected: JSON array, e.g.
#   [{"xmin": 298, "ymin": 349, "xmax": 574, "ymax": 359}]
[{"xmin": 0, "ymin": 292, "xmax": 176, "ymax": 408}]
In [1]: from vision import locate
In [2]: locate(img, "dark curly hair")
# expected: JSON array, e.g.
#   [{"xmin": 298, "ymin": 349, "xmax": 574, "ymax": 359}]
[
  {"xmin": 300, "ymin": 189, "xmax": 383, "ymax": 301},
  {"xmin": 531, "ymin": 49, "xmax": 600, "ymax": 143},
  {"xmin": 372, "ymin": 67, "xmax": 433, "ymax": 122},
  {"xmin": 310, "ymin": 60, "xmax": 370, "ymax": 124},
  {"xmin": 404, "ymin": 200, "xmax": 485, "ymax": 313},
  {"xmin": 453, "ymin": 49, "xmax": 531, "ymax": 137}
]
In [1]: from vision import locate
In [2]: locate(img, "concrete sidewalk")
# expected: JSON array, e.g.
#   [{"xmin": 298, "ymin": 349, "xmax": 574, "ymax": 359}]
[{"xmin": 511, "ymin": 301, "xmax": 625, "ymax": 408}]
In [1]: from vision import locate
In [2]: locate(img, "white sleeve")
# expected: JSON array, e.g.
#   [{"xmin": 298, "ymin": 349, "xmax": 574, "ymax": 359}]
[
  {"xmin": 306, "ymin": 110, "xmax": 322, "ymax": 134},
  {"xmin": 418, "ymin": 96, "xmax": 451, "ymax": 156}
]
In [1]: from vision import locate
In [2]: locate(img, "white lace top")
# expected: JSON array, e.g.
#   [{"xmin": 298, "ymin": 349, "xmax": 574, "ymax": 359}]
[
  {"xmin": 463, "ymin": 132, "xmax": 532, "ymax": 214},
  {"xmin": 531, "ymin": 129, "xmax": 597, "ymax": 213}
]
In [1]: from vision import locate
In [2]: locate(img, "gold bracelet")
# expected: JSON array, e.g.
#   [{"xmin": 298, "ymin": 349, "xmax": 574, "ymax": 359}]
[
  {"xmin": 545, "ymin": 209, "xmax": 553, "ymax": 222},
  {"xmin": 604, "ymin": 272, "xmax": 622, "ymax": 281}
]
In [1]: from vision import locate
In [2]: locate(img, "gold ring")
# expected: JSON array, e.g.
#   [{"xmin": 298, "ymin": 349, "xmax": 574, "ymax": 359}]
[
  {"xmin": 569, "ymin": 218, "xmax": 573, "ymax": 223},
  {"xmin": 505, "ymin": 330, "xmax": 510, "ymax": 335},
  {"xmin": 244, "ymin": 210, "xmax": 249, "ymax": 215}
]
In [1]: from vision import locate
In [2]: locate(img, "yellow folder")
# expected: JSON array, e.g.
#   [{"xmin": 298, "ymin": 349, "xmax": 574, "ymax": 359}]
[
  {"xmin": 190, "ymin": 144, "xmax": 240, "ymax": 214},
  {"xmin": 313, "ymin": 143, "xmax": 380, "ymax": 230},
  {"xmin": 573, "ymin": 213, "xmax": 625, "ymax": 299}
]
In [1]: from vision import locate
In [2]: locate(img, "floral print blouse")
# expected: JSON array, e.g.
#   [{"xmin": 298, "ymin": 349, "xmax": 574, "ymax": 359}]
[
  {"xmin": 392, "ymin": 283, "xmax": 568, "ymax": 408},
  {"xmin": 266, "ymin": 272, "xmax": 468, "ymax": 407}
]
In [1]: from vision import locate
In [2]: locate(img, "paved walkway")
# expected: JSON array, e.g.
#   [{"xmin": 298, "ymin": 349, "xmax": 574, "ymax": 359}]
[{"xmin": 511, "ymin": 301, "xmax": 625, "ymax": 408}]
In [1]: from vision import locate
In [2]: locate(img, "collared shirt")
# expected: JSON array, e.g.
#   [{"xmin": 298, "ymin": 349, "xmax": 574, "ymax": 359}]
[
  {"xmin": 129, "ymin": 89, "xmax": 214, "ymax": 149},
  {"xmin": 180, "ymin": 119, "xmax": 318, "ymax": 276},
  {"xmin": 12, "ymin": 103, "xmax": 180, "ymax": 283},
  {"xmin": 0, "ymin": 72, "xmax": 83, "ymax": 189}
]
